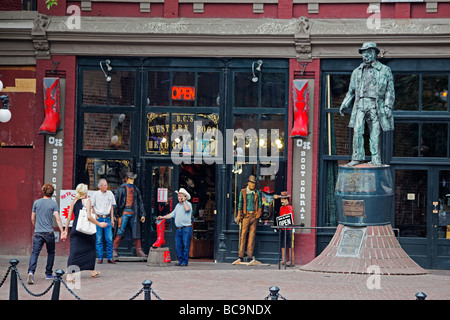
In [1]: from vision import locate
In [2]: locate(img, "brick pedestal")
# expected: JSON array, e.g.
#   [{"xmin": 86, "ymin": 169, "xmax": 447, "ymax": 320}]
[{"xmin": 300, "ymin": 224, "xmax": 427, "ymax": 275}]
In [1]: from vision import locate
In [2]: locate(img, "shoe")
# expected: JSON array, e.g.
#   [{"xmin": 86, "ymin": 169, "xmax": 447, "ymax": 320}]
[
  {"xmin": 27, "ymin": 272, "xmax": 34, "ymax": 285},
  {"xmin": 107, "ymin": 259, "xmax": 116, "ymax": 264},
  {"xmin": 347, "ymin": 160, "xmax": 362, "ymax": 167},
  {"xmin": 45, "ymin": 274, "xmax": 55, "ymax": 280},
  {"xmin": 97, "ymin": 259, "xmax": 103, "ymax": 264},
  {"xmin": 91, "ymin": 270, "xmax": 101, "ymax": 278},
  {"xmin": 179, "ymin": 263, "xmax": 187, "ymax": 267}
]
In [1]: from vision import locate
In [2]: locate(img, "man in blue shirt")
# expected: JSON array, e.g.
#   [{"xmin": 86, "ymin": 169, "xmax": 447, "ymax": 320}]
[{"xmin": 157, "ymin": 188, "xmax": 193, "ymax": 266}]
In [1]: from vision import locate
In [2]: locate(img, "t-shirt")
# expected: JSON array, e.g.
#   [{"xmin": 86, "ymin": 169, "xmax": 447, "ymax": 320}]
[
  {"xmin": 91, "ymin": 190, "xmax": 116, "ymax": 216},
  {"xmin": 169, "ymin": 201, "xmax": 193, "ymax": 228},
  {"xmin": 32, "ymin": 198, "xmax": 59, "ymax": 233}
]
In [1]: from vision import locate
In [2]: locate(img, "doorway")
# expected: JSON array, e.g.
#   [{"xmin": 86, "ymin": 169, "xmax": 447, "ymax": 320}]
[
  {"xmin": 144, "ymin": 160, "xmax": 216, "ymax": 261},
  {"xmin": 394, "ymin": 166, "xmax": 450, "ymax": 269}
]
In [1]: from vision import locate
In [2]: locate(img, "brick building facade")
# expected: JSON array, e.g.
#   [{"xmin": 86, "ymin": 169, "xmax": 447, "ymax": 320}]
[{"xmin": 1, "ymin": 0, "xmax": 449, "ymax": 269}]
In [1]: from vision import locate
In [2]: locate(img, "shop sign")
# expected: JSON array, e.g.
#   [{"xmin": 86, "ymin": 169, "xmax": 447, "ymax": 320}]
[
  {"xmin": 158, "ymin": 188, "xmax": 168, "ymax": 202},
  {"xmin": 172, "ymin": 86, "xmax": 196, "ymax": 101},
  {"xmin": 59, "ymin": 189, "xmax": 95, "ymax": 228},
  {"xmin": 292, "ymin": 79, "xmax": 314, "ymax": 233},
  {"xmin": 276, "ymin": 213, "xmax": 293, "ymax": 227}
]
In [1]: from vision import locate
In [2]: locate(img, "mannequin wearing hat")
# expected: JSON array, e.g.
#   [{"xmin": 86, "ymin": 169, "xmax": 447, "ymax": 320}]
[
  {"xmin": 235, "ymin": 175, "xmax": 262, "ymax": 263},
  {"xmin": 274, "ymin": 191, "xmax": 295, "ymax": 267},
  {"xmin": 339, "ymin": 42, "xmax": 395, "ymax": 166},
  {"xmin": 157, "ymin": 188, "xmax": 193, "ymax": 266},
  {"xmin": 113, "ymin": 172, "xmax": 147, "ymax": 258}
]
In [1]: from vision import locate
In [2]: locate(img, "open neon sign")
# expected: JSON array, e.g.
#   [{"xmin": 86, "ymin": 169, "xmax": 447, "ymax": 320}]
[{"xmin": 172, "ymin": 86, "xmax": 196, "ymax": 101}]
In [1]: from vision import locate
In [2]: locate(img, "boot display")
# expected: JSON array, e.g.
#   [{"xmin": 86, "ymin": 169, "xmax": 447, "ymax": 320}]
[
  {"xmin": 39, "ymin": 78, "xmax": 61, "ymax": 135},
  {"xmin": 152, "ymin": 219, "xmax": 166, "ymax": 248},
  {"xmin": 290, "ymin": 79, "xmax": 309, "ymax": 139}
]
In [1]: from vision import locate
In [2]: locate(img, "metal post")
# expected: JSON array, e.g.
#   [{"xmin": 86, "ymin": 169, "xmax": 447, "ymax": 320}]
[
  {"xmin": 415, "ymin": 292, "xmax": 427, "ymax": 300},
  {"xmin": 142, "ymin": 279, "xmax": 153, "ymax": 300},
  {"xmin": 9, "ymin": 259, "xmax": 19, "ymax": 300},
  {"xmin": 268, "ymin": 286, "xmax": 280, "ymax": 300},
  {"xmin": 51, "ymin": 269, "xmax": 65, "ymax": 300}
]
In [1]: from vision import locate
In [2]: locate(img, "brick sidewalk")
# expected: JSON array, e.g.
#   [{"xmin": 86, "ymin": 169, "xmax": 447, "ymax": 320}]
[{"xmin": 0, "ymin": 255, "xmax": 449, "ymax": 300}]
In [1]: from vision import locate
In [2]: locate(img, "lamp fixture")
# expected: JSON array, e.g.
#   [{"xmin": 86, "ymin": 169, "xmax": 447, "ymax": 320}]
[
  {"xmin": 251, "ymin": 60, "xmax": 263, "ymax": 83},
  {"xmin": 0, "ymin": 80, "xmax": 11, "ymax": 123},
  {"xmin": 100, "ymin": 59, "xmax": 112, "ymax": 82}
]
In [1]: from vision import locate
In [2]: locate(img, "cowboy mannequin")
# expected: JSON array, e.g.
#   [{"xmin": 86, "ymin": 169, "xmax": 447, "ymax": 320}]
[
  {"xmin": 339, "ymin": 42, "xmax": 395, "ymax": 166},
  {"xmin": 234, "ymin": 175, "xmax": 262, "ymax": 263},
  {"xmin": 113, "ymin": 172, "xmax": 147, "ymax": 258},
  {"xmin": 274, "ymin": 191, "xmax": 294, "ymax": 267}
]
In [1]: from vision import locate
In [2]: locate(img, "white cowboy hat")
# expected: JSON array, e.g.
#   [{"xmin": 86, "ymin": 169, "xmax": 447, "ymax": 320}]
[{"xmin": 176, "ymin": 188, "xmax": 191, "ymax": 200}]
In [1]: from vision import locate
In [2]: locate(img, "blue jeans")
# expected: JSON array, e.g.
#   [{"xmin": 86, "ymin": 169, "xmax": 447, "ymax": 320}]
[
  {"xmin": 175, "ymin": 226, "xmax": 193, "ymax": 266},
  {"xmin": 28, "ymin": 232, "xmax": 56, "ymax": 276},
  {"xmin": 96, "ymin": 217, "xmax": 113, "ymax": 260},
  {"xmin": 117, "ymin": 213, "xmax": 133, "ymax": 237}
]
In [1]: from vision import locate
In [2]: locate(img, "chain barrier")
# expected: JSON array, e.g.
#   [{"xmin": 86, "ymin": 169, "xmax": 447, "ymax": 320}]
[
  {"xmin": 13, "ymin": 264, "xmax": 55, "ymax": 297},
  {"xmin": 0, "ymin": 265, "xmax": 11, "ymax": 289},
  {"xmin": 0, "ymin": 259, "xmax": 162, "ymax": 300}
]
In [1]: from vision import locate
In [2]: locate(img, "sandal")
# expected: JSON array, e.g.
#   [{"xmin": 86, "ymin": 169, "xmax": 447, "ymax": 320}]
[
  {"xmin": 66, "ymin": 274, "xmax": 75, "ymax": 283},
  {"xmin": 91, "ymin": 270, "xmax": 101, "ymax": 278}
]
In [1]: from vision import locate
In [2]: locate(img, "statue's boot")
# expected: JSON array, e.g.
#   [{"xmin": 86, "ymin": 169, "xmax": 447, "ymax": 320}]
[
  {"xmin": 135, "ymin": 239, "xmax": 147, "ymax": 257},
  {"xmin": 347, "ymin": 160, "xmax": 362, "ymax": 167}
]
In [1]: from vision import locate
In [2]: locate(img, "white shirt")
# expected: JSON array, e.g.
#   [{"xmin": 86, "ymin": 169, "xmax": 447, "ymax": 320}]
[{"xmin": 91, "ymin": 190, "xmax": 116, "ymax": 216}]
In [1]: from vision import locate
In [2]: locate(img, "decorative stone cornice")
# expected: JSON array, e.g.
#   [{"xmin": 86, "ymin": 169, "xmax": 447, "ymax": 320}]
[
  {"xmin": 31, "ymin": 14, "xmax": 50, "ymax": 59},
  {"xmin": 294, "ymin": 16, "xmax": 312, "ymax": 62},
  {"xmin": 0, "ymin": 13, "xmax": 449, "ymax": 63}
]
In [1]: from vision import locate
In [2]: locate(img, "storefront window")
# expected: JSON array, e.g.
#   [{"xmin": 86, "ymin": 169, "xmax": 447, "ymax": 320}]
[
  {"xmin": 109, "ymin": 70, "xmax": 135, "ymax": 106},
  {"xmin": 82, "ymin": 70, "xmax": 135, "ymax": 106},
  {"xmin": 422, "ymin": 75, "xmax": 448, "ymax": 111},
  {"xmin": 146, "ymin": 113, "xmax": 170, "ymax": 155},
  {"xmin": 82, "ymin": 70, "xmax": 108, "ymax": 106},
  {"xmin": 198, "ymin": 73, "xmax": 220, "ymax": 107},
  {"xmin": 261, "ymin": 73, "xmax": 286, "ymax": 109},
  {"xmin": 231, "ymin": 162, "xmax": 286, "ymax": 226},
  {"xmin": 82, "ymin": 158, "xmax": 132, "ymax": 191},
  {"xmin": 260, "ymin": 114, "xmax": 285, "ymax": 158},
  {"xmin": 147, "ymin": 71, "xmax": 170, "ymax": 106},
  {"xmin": 172, "ymin": 72, "xmax": 195, "ymax": 107},
  {"xmin": 394, "ymin": 122, "xmax": 449, "ymax": 158},
  {"xmin": 394, "ymin": 74, "xmax": 419, "ymax": 111},
  {"xmin": 83, "ymin": 113, "xmax": 131, "ymax": 151},
  {"xmin": 196, "ymin": 113, "xmax": 220, "ymax": 157},
  {"xmin": 234, "ymin": 73, "xmax": 258, "ymax": 108}
]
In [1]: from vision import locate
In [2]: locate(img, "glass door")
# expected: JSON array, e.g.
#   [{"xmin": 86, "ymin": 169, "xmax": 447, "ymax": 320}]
[
  {"xmin": 394, "ymin": 168, "xmax": 431, "ymax": 268},
  {"xmin": 394, "ymin": 167, "xmax": 450, "ymax": 269},
  {"xmin": 433, "ymin": 169, "xmax": 450, "ymax": 269},
  {"xmin": 143, "ymin": 161, "xmax": 178, "ymax": 256}
]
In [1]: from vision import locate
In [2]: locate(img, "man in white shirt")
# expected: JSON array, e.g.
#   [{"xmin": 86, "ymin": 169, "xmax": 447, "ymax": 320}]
[{"xmin": 91, "ymin": 178, "xmax": 116, "ymax": 263}]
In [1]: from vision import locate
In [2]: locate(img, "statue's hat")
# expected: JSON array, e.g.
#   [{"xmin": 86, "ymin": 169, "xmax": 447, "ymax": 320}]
[{"xmin": 358, "ymin": 42, "xmax": 380, "ymax": 54}]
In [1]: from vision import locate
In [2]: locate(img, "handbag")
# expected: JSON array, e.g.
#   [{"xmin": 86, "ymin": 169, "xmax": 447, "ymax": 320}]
[{"xmin": 76, "ymin": 199, "xmax": 97, "ymax": 235}]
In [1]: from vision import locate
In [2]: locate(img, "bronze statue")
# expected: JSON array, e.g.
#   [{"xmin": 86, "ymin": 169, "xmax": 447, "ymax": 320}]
[{"xmin": 339, "ymin": 42, "xmax": 395, "ymax": 166}]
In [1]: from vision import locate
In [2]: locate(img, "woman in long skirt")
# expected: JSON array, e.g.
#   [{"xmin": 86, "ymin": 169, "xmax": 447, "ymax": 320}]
[{"xmin": 62, "ymin": 183, "xmax": 107, "ymax": 282}]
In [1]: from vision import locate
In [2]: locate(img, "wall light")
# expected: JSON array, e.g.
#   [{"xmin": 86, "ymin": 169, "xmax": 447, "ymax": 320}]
[
  {"xmin": 251, "ymin": 60, "xmax": 263, "ymax": 83},
  {"xmin": 0, "ymin": 81, "xmax": 11, "ymax": 123},
  {"xmin": 100, "ymin": 59, "xmax": 112, "ymax": 82}
]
